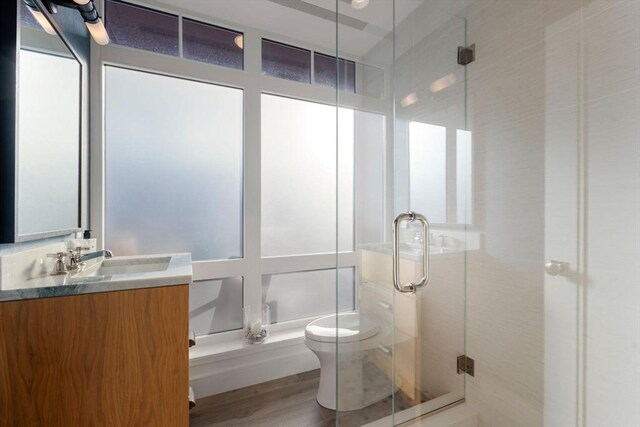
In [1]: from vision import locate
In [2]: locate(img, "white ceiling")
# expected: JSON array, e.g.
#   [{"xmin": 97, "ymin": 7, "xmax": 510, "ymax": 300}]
[{"xmin": 140, "ymin": 0, "xmax": 426, "ymax": 59}]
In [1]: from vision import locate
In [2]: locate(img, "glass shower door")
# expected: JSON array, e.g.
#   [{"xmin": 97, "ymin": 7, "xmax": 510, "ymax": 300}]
[{"xmin": 336, "ymin": 1, "xmax": 469, "ymax": 425}]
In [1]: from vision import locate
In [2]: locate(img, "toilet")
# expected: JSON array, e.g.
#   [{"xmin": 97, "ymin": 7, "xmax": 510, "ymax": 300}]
[{"xmin": 305, "ymin": 312, "xmax": 392, "ymax": 411}]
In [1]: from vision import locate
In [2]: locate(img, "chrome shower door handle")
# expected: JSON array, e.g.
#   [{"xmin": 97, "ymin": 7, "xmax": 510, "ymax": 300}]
[{"xmin": 392, "ymin": 211, "xmax": 430, "ymax": 293}]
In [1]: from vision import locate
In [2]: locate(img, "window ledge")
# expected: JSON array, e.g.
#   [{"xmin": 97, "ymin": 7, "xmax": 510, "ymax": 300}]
[{"xmin": 189, "ymin": 326, "xmax": 307, "ymax": 367}]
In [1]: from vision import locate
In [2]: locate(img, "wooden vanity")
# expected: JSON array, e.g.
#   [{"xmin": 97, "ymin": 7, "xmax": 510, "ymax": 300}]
[
  {"xmin": 360, "ymin": 247, "xmax": 422, "ymax": 400},
  {"xmin": 0, "ymin": 284, "xmax": 189, "ymax": 427},
  {"xmin": 0, "ymin": 284, "xmax": 189, "ymax": 426}
]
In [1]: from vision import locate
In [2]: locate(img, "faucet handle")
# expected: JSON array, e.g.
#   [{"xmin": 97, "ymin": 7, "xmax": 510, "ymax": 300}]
[
  {"xmin": 69, "ymin": 246, "xmax": 91, "ymax": 270},
  {"xmin": 47, "ymin": 252, "xmax": 69, "ymax": 276},
  {"xmin": 47, "ymin": 252, "xmax": 66, "ymax": 259}
]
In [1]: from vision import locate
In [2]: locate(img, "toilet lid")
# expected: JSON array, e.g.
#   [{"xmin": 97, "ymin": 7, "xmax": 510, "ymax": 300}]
[{"xmin": 305, "ymin": 313, "xmax": 379, "ymax": 343}]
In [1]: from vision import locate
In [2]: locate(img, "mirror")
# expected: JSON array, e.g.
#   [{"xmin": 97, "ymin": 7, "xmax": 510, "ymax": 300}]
[
  {"xmin": 15, "ymin": 1, "xmax": 81, "ymax": 240},
  {"xmin": 408, "ymin": 121, "xmax": 473, "ymax": 225}
]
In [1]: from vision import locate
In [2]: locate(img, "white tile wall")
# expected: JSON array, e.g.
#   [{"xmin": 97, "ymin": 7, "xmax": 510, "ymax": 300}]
[
  {"xmin": 583, "ymin": 83, "xmax": 640, "ymax": 426},
  {"xmin": 583, "ymin": 0, "xmax": 640, "ymax": 101},
  {"xmin": 420, "ymin": 254, "xmax": 466, "ymax": 398},
  {"xmin": 462, "ymin": 0, "xmax": 640, "ymax": 426}
]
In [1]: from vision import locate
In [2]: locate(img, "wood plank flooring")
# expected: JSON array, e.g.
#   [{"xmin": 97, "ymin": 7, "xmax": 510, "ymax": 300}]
[{"xmin": 189, "ymin": 369, "xmax": 428, "ymax": 427}]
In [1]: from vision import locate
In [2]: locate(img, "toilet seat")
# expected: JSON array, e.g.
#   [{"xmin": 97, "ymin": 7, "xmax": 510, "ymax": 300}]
[{"xmin": 305, "ymin": 312, "xmax": 379, "ymax": 343}]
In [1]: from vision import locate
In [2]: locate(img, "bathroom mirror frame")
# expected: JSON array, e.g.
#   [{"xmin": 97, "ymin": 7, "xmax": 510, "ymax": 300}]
[{"xmin": 0, "ymin": 0, "xmax": 87, "ymax": 243}]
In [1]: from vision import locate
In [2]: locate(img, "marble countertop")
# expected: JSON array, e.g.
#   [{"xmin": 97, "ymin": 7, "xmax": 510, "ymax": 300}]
[
  {"xmin": 0, "ymin": 253, "xmax": 192, "ymax": 302},
  {"xmin": 359, "ymin": 242, "xmax": 460, "ymax": 261}
]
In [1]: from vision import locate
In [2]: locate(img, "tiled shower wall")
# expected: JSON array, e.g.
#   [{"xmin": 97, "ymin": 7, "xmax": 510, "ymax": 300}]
[{"xmin": 464, "ymin": 0, "xmax": 639, "ymax": 426}]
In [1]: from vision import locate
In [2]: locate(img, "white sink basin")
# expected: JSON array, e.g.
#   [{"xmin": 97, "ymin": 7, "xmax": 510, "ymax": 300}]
[
  {"xmin": 0, "ymin": 253, "xmax": 193, "ymax": 302},
  {"xmin": 78, "ymin": 256, "xmax": 171, "ymax": 278}
]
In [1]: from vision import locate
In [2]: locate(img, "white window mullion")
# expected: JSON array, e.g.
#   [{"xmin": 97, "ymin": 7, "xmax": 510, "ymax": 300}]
[
  {"xmin": 192, "ymin": 259, "xmax": 247, "ymax": 280},
  {"xmin": 243, "ymin": 29, "xmax": 263, "ymax": 317},
  {"xmin": 261, "ymin": 252, "xmax": 357, "ymax": 276}
]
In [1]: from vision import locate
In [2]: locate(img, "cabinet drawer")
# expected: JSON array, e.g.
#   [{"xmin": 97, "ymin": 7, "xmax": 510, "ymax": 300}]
[
  {"xmin": 359, "ymin": 282, "xmax": 417, "ymax": 337},
  {"xmin": 369, "ymin": 331, "xmax": 418, "ymax": 400}
]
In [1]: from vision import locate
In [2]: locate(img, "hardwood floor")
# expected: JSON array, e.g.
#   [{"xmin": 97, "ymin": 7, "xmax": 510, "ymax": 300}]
[{"xmin": 189, "ymin": 370, "xmax": 428, "ymax": 427}]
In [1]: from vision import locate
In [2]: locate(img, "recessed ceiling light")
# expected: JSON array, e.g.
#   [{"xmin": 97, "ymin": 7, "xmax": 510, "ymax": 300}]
[
  {"xmin": 234, "ymin": 35, "xmax": 244, "ymax": 49},
  {"xmin": 400, "ymin": 92, "xmax": 418, "ymax": 107},
  {"xmin": 351, "ymin": 0, "xmax": 369, "ymax": 10},
  {"xmin": 430, "ymin": 73, "xmax": 457, "ymax": 93}
]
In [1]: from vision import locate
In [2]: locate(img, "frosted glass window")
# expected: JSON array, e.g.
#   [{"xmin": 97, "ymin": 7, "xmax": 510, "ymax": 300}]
[
  {"xmin": 456, "ymin": 130, "xmax": 473, "ymax": 224},
  {"xmin": 105, "ymin": 0, "xmax": 179, "ymax": 56},
  {"xmin": 262, "ymin": 39, "xmax": 311, "ymax": 83},
  {"xmin": 262, "ymin": 269, "xmax": 355, "ymax": 323},
  {"xmin": 183, "ymin": 19, "xmax": 243, "ymax": 70},
  {"xmin": 105, "ymin": 67, "xmax": 243, "ymax": 261},
  {"xmin": 190, "ymin": 277, "xmax": 243, "ymax": 336},
  {"xmin": 355, "ymin": 110, "xmax": 386, "ymax": 244},
  {"xmin": 409, "ymin": 122, "xmax": 447, "ymax": 223},
  {"xmin": 361, "ymin": 64, "xmax": 384, "ymax": 98},
  {"xmin": 314, "ymin": 52, "xmax": 356, "ymax": 93},
  {"xmin": 261, "ymin": 94, "xmax": 354, "ymax": 257}
]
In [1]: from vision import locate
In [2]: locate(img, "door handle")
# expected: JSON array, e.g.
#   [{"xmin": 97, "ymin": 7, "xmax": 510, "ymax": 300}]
[
  {"xmin": 378, "ymin": 344, "xmax": 392, "ymax": 356},
  {"xmin": 393, "ymin": 211, "xmax": 430, "ymax": 293},
  {"xmin": 377, "ymin": 300, "xmax": 392, "ymax": 311},
  {"xmin": 545, "ymin": 260, "xmax": 569, "ymax": 276}
]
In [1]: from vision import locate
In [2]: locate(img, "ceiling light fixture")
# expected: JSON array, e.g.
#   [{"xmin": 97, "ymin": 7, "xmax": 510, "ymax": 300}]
[
  {"xmin": 400, "ymin": 92, "xmax": 418, "ymax": 107},
  {"xmin": 36, "ymin": 0, "xmax": 110, "ymax": 45},
  {"xmin": 429, "ymin": 73, "xmax": 457, "ymax": 93},
  {"xmin": 351, "ymin": 0, "xmax": 370, "ymax": 10},
  {"xmin": 234, "ymin": 34, "xmax": 244, "ymax": 49},
  {"xmin": 23, "ymin": 0, "xmax": 57, "ymax": 35}
]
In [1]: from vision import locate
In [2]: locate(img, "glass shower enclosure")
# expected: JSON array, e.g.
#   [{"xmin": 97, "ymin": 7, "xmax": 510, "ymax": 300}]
[
  {"xmin": 335, "ymin": 0, "xmax": 639, "ymax": 426},
  {"xmin": 335, "ymin": 1, "xmax": 469, "ymax": 425}
]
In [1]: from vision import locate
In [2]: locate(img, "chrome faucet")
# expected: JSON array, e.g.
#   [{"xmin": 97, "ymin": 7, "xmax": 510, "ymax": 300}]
[
  {"xmin": 46, "ymin": 248, "xmax": 113, "ymax": 276},
  {"xmin": 68, "ymin": 246, "xmax": 90, "ymax": 271},
  {"xmin": 47, "ymin": 252, "xmax": 69, "ymax": 276},
  {"xmin": 80, "ymin": 249, "xmax": 114, "ymax": 262}
]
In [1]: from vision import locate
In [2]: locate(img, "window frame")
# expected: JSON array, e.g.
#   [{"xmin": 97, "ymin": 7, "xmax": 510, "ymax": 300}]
[
  {"xmin": 181, "ymin": 17, "xmax": 245, "ymax": 70},
  {"xmin": 104, "ymin": 0, "xmax": 181, "ymax": 57},
  {"xmin": 313, "ymin": 51, "xmax": 356, "ymax": 93},
  {"xmin": 91, "ymin": 0, "xmax": 389, "ymax": 340},
  {"xmin": 261, "ymin": 38, "xmax": 311, "ymax": 83}
]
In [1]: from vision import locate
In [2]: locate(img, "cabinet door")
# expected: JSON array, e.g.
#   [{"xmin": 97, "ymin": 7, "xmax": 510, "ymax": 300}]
[{"xmin": 0, "ymin": 285, "xmax": 189, "ymax": 427}]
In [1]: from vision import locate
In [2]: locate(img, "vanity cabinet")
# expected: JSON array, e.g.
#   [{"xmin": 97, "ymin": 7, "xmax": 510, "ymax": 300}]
[
  {"xmin": 0, "ymin": 284, "xmax": 189, "ymax": 427},
  {"xmin": 359, "ymin": 249, "xmax": 422, "ymax": 400}
]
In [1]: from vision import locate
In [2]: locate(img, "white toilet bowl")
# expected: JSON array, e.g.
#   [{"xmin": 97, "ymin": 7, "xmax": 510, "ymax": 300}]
[{"xmin": 305, "ymin": 312, "xmax": 392, "ymax": 411}]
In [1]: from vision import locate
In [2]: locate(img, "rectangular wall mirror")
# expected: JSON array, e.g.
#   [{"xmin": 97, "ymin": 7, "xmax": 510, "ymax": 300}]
[{"xmin": 0, "ymin": 0, "xmax": 83, "ymax": 242}]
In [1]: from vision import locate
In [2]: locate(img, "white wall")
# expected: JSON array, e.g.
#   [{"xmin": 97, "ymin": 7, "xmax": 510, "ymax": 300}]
[
  {"xmin": 581, "ymin": 1, "xmax": 640, "ymax": 424},
  {"xmin": 464, "ymin": 1, "xmax": 550, "ymax": 423},
  {"xmin": 462, "ymin": 1, "xmax": 640, "ymax": 426},
  {"xmin": 419, "ymin": 254, "xmax": 466, "ymax": 399}
]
